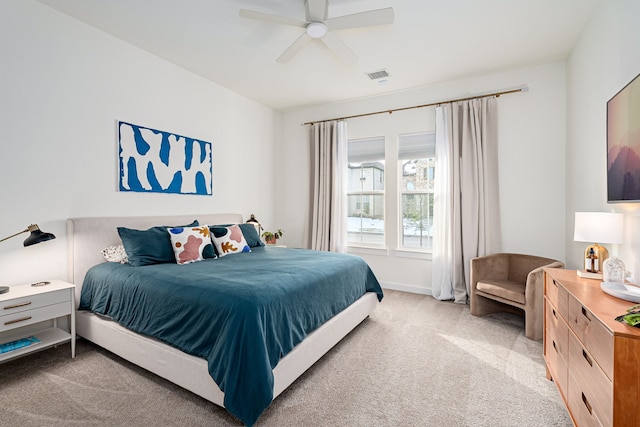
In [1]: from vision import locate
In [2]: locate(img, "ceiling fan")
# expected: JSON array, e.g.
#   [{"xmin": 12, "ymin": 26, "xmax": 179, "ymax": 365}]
[{"xmin": 239, "ymin": 0, "xmax": 394, "ymax": 64}]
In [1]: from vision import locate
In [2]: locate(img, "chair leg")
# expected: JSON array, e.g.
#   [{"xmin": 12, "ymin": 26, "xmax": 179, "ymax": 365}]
[
  {"xmin": 471, "ymin": 295, "xmax": 508, "ymax": 316},
  {"xmin": 525, "ymin": 309, "xmax": 543, "ymax": 341}
]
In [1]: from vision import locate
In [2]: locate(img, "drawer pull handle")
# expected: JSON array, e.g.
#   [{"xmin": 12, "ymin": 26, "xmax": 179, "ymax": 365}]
[
  {"xmin": 4, "ymin": 316, "xmax": 32, "ymax": 326},
  {"xmin": 552, "ymin": 308, "xmax": 557, "ymax": 319},
  {"xmin": 552, "ymin": 340, "xmax": 558, "ymax": 353},
  {"xmin": 3, "ymin": 301, "xmax": 32, "ymax": 310},
  {"xmin": 582, "ymin": 349, "xmax": 593, "ymax": 366},
  {"xmin": 581, "ymin": 306, "xmax": 591, "ymax": 321},
  {"xmin": 581, "ymin": 392, "xmax": 593, "ymax": 415}
]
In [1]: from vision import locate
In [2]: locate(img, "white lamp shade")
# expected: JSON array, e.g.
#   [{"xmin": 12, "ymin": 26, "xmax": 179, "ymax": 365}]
[{"xmin": 574, "ymin": 212, "xmax": 624, "ymax": 244}]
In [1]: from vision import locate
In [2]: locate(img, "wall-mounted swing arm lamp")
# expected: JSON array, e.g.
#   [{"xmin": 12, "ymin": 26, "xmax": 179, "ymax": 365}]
[
  {"xmin": 0, "ymin": 224, "xmax": 56, "ymax": 294},
  {"xmin": 0, "ymin": 224, "xmax": 56, "ymax": 247}
]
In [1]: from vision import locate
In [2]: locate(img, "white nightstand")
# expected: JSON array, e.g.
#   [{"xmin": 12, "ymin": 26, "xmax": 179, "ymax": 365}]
[{"xmin": 0, "ymin": 280, "xmax": 75, "ymax": 362}]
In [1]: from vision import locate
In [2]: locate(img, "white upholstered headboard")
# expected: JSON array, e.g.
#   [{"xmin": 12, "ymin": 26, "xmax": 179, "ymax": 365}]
[{"xmin": 67, "ymin": 213, "xmax": 243, "ymax": 305}]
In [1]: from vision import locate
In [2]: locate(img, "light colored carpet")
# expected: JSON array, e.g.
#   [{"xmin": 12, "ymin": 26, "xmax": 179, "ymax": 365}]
[{"xmin": 0, "ymin": 290, "xmax": 572, "ymax": 426}]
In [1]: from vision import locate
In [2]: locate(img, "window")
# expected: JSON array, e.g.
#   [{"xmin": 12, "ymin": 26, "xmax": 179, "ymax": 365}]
[
  {"xmin": 345, "ymin": 108, "xmax": 436, "ymax": 253},
  {"xmin": 347, "ymin": 137, "xmax": 385, "ymax": 245},
  {"xmin": 399, "ymin": 132, "xmax": 435, "ymax": 250}
]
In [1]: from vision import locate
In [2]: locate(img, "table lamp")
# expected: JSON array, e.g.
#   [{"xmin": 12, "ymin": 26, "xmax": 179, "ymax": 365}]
[
  {"xmin": 573, "ymin": 212, "xmax": 623, "ymax": 278},
  {"xmin": 0, "ymin": 224, "xmax": 56, "ymax": 294},
  {"xmin": 246, "ymin": 214, "xmax": 263, "ymax": 233}
]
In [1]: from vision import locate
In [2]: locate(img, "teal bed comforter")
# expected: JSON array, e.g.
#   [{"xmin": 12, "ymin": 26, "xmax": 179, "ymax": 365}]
[{"xmin": 79, "ymin": 247, "xmax": 383, "ymax": 426}]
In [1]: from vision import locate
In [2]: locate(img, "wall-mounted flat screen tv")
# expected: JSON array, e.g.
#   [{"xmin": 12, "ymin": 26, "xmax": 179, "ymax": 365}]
[{"xmin": 607, "ymin": 72, "xmax": 640, "ymax": 202}]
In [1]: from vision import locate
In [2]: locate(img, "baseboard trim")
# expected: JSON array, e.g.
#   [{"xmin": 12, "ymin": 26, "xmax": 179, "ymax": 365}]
[{"xmin": 380, "ymin": 281, "xmax": 432, "ymax": 296}]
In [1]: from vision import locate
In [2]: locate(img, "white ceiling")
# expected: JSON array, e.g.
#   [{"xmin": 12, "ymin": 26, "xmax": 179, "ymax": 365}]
[{"xmin": 38, "ymin": 0, "xmax": 599, "ymax": 112}]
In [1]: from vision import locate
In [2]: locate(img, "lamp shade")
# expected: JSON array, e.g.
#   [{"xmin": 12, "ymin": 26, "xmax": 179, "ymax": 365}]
[
  {"xmin": 246, "ymin": 214, "xmax": 262, "ymax": 232},
  {"xmin": 23, "ymin": 224, "xmax": 56, "ymax": 246},
  {"xmin": 0, "ymin": 224, "xmax": 56, "ymax": 247},
  {"xmin": 574, "ymin": 212, "xmax": 624, "ymax": 244}
]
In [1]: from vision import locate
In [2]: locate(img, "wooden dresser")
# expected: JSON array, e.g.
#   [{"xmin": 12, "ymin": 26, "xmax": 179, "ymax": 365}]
[{"xmin": 544, "ymin": 268, "xmax": 640, "ymax": 427}]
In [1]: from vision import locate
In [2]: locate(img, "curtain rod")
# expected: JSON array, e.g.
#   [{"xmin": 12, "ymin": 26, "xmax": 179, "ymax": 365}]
[{"xmin": 303, "ymin": 86, "xmax": 527, "ymax": 126}]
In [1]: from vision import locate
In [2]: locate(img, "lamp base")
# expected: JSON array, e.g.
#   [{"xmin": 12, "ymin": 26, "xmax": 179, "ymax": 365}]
[
  {"xmin": 576, "ymin": 270, "xmax": 603, "ymax": 280},
  {"xmin": 0, "ymin": 286, "xmax": 9, "ymax": 294},
  {"xmin": 584, "ymin": 243, "xmax": 609, "ymax": 273}
]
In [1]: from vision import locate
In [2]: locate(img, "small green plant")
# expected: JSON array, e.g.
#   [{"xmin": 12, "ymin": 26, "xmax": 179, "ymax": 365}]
[{"xmin": 261, "ymin": 229, "xmax": 283, "ymax": 244}]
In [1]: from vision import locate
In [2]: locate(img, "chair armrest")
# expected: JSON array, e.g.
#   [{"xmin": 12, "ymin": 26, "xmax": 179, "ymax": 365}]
[{"xmin": 524, "ymin": 261, "xmax": 564, "ymax": 302}]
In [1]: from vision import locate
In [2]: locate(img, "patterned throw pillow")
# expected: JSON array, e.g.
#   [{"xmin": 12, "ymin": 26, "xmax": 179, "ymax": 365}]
[
  {"xmin": 101, "ymin": 244, "xmax": 129, "ymax": 264},
  {"xmin": 211, "ymin": 224, "xmax": 251, "ymax": 257},
  {"xmin": 167, "ymin": 225, "xmax": 215, "ymax": 265}
]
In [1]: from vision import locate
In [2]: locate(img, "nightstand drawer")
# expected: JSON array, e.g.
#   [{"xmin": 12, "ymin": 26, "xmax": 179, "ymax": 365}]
[
  {"xmin": 1, "ymin": 289, "xmax": 70, "ymax": 317},
  {"xmin": 0, "ymin": 302, "xmax": 71, "ymax": 333},
  {"xmin": 567, "ymin": 294, "xmax": 613, "ymax": 380}
]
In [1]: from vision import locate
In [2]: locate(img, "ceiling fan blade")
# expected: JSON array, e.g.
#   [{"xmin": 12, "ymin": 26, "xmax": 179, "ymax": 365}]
[
  {"xmin": 320, "ymin": 32, "xmax": 358, "ymax": 64},
  {"xmin": 325, "ymin": 7, "xmax": 394, "ymax": 31},
  {"xmin": 277, "ymin": 32, "xmax": 312, "ymax": 63},
  {"xmin": 305, "ymin": 0, "xmax": 328, "ymax": 22},
  {"xmin": 239, "ymin": 9, "xmax": 307, "ymax": 28}
]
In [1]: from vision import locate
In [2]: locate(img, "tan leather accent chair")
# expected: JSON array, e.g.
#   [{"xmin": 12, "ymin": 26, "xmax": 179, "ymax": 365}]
[{"xmin": 470, "ymin": 253, "xmax": 564, "ymax": 340}]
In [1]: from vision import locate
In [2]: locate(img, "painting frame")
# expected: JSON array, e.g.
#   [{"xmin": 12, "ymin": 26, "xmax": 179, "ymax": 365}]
[
  {"xmin": 607, "ymin": 72, "xmax": 640, "ymax": 203},
  {"xmin": 118, "ymin": 121, "xmax": 213, "ymax": 196}
]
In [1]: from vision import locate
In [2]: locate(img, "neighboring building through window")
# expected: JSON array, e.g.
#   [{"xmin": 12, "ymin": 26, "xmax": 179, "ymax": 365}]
[
  {"xmin": 347, "ymin": 137, "xmax": 385, "ymax": 245},
  {"xmin": 399, "ymin": 132, "xmax": 435, "ymax": 250}
]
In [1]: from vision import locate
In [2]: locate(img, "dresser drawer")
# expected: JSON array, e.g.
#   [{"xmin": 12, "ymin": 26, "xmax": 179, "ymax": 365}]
[
  {"xmin": 545, "ymin": 334, "xmax": 568, "ymax": 398},
  {"xmin": 545, "ymin": 300, "xmax": 569, "ymax": 394},
  {"xmin": 1, "ymin": 289, "xmax": 70, "ymax": 317},
  {"xmin": 546, "ymin": 275, "xmax": 569, "ymax": 319},
  {"xmin": 546, "ymin": 300, "xmax": 569, "ymax": 359},
  {"xmin": 568, "ymin": 330, "xmax": 612, "ymax": 427},
  {"xmin": 568, "ymin": 373, "xmax": 604, "ymax": 427},
  {"xmin": 567, "ymin": 294, "xmax": 614, "ymax": 380},
  {"xmin": 0, "ymin": 302, "xmax": 71, "ymax": 333}
]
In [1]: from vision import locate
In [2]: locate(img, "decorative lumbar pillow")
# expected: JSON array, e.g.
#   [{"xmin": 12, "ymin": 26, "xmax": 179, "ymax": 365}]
[
  {"xmin": 101, "ymin": 244, "xmax": 129, "ymax": 264},
  {"xmin": 211, "ymin": 224, "xmax": 251, "ymax": 257},
  {"xmin": 117, "ymin": 220, "xmax": 199, "ymax": 267},
  {"xmin": 168, "ymin": 225, "xmax": 214, "ymax": 265}
]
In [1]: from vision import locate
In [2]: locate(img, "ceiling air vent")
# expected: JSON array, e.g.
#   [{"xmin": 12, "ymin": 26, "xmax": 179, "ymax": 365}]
[{"xmin": 366, "ymin": 69, "xmax": 390, "ymax": 80}]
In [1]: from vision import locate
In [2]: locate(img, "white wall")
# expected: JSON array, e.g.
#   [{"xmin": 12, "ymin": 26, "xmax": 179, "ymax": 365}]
[
  {"xmin": 279, "ymin": 62, "xmax": 567, "ymax": 293},
  {"xmin": 566, "ymin": 0, "xmax": 640, "ymax": 276},
  {"xmin": 0, "ymin": 1, "xmax": 280, "ymax": 286}
]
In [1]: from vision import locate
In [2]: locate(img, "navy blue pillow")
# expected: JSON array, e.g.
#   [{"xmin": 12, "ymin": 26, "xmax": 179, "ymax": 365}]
[
  {"xmin": 118, "ymin": 220, "xmax": 199, "ymax": 267},
  {"xmin": 238, "ymin": 223, "xmax": 264, "ymax": 248}
]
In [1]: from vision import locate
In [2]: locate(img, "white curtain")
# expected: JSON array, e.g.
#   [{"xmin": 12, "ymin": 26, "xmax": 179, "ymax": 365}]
[
  {"xmin": 431, "ymin": 98, "xmax": 501, "ymax": 303},
  {"xmin": 308, "ymin": 120, "xmax": 348, "ymax": 252}
]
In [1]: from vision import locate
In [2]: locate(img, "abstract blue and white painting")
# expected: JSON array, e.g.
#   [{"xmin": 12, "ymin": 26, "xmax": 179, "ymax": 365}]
[{"xmin": 118, "ymin": 121, "xmax": 212, "ymax": 195}]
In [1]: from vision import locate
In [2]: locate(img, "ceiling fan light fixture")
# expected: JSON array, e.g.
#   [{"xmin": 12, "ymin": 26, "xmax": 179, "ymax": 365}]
[{"xmin": 306, "ymin": 22, "xmax": 327, "ymax": 39}]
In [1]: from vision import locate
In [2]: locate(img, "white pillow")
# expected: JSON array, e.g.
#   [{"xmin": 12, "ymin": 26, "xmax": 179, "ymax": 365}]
[{"xmin": 101, "ymin": 244, "xmax": 129, "ymax": 264}]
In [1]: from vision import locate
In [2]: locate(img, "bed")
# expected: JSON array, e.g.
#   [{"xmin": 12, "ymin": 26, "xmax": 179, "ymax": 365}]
[{"xmin": 67, "ymin": 213, "xmax": 382, "ymax": 426}]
